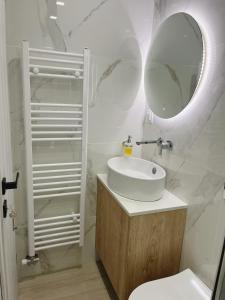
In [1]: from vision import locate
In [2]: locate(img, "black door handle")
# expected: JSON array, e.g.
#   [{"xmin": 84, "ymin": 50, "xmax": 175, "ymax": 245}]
[{"xmin": 2, "ymin": 172, "xmax": 19, "ymax": 195}]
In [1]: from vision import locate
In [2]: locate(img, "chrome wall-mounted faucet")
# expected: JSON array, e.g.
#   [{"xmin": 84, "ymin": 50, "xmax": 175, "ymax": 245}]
[
  {"xmin": 136, "ymin": 138, "xmax": 163, "ymax": 146},
  {"xmin": 136, "ymin": 137, "xmax": 173, "ymax": 155}
]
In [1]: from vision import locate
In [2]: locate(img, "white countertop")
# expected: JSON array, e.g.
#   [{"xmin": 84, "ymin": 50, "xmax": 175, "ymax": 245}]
[{"xmin": 97, "ymin": 174, "xmax": 187, "ymax": 217}]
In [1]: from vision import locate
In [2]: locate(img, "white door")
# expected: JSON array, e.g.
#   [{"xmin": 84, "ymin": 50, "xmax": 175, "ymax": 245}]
[
  {"xmin": 0, "ymin": 168, "xmax": 8, "ymax": 300},
  {"xmin": 0, "ymin": 0, "xmax": 18, "ymax": 299},
  {"xmin": 0, "ymin": 273, "xmax": 3, "ymax": 300}
]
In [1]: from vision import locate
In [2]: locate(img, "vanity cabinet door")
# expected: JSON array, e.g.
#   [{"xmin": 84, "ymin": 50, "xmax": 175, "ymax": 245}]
[
  {"xmin": 126, "ymin": 210, "xmax": 187, "ymax": 295},
  {"xmin": 96, "ymin": 180, "xmax": 129, "ymax": 298},
  {"xmin": 96, "ymin": 179, "xmax": 187, "ymax": 300}
]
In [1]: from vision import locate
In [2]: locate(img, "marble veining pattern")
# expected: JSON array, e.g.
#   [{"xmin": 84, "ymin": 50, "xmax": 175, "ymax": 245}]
[
  {"xmin": 68, "ymin": 0, "xmax": 110, "ymax": 38},
  {"xmin": 183, "ymin": 14, "xmax": 202, "ymax": 42},
  {"xmin": 6, "ymin": 0, "xmax": 225, "ymax": 290},
  {"xmin": 164, "ymin": 63, "xmax": 183, "ymax": 105},
  {"xmin": 5, "ymin": 0, "xmax": 145, "ymax": 280},
  {"xmin": 37, "ymin": 0, "xmax": 67, "ymax": 51},
  {"xmin": 96, "ymin": 59, "xmax": 122, "ymax": 92},
  {"xmin": 143, "ymin": 0, "xmax": 225, "ymax": 289}
]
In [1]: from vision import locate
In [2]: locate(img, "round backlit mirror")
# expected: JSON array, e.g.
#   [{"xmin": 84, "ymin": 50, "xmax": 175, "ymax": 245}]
[{"xmin": 145, "ymin": 13, "xmax": 204, "ymax": 119}]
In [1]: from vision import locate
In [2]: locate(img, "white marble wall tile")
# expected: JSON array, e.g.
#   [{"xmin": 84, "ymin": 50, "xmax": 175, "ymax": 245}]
[
  {"xmin": 6, "ymin": 0, "xmax": 146, "ymax": 280},
  {"xmin": 180, "ymin": 186, "xmax": 225, "ymax": 288},
  {"xmin": 186, "ymin": 0, "xmax": 225, "ymax": 45},
  {"xmin": 121, "ymin": 0, "xmax": 154, "ymax": 58},
  {"xmin": 82, "ymin": 216, "xmax": 96, "ymax": 265},
  {"xmin": 8, "ymin": 0, "xmax": 225, "ymax": 288},
  {"xmin": 142, "ymin": 0, "xmax": 225, "ymax": 289}
]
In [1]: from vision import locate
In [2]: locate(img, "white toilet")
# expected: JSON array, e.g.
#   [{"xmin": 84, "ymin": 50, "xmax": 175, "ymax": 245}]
[{"xmin": 129, "ymin": 269, "xmax": 212, "ymax": 300}]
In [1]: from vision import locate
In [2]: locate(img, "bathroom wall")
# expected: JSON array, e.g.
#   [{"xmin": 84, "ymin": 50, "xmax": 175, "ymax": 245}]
[
  {"xmin": 5, "ymin": 0, "xmax": 151, "ymax": 280},
  {"xmin": 8, "ymin": 0, "xmax": 223, "ymax": 288},
  {"xmin": 142, "ymin": 0, "xmax": 225, "ymax": 289}
]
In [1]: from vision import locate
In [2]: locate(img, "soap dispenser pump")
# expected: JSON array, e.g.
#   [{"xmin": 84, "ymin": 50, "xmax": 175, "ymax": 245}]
[{"xmin": 122, "ymin": 135, "xmax": 133, "ymax": 157}]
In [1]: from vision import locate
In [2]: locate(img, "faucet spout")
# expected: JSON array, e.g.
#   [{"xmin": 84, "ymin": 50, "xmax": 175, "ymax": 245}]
[
  {"xmin": 136, "ymin": 138, "xmax": 162, "ymax": 146},
  {"xmin": 136, "ymin": 137, "xmax": 173, "ymax": 155}
]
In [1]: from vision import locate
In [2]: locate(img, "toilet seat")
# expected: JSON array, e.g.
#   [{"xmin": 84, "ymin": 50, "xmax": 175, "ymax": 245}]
[{"xmin": 129, "ymin": 269, "xmax": 212, "ymax": 300}]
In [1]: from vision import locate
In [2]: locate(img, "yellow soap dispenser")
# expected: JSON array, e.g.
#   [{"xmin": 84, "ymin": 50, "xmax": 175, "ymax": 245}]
[{"xmin": 122, "ymin": 135, "xmax": 133, "ymax": 157}]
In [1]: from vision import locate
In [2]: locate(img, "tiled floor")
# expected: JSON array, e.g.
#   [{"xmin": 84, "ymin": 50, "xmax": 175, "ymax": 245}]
[{"xmin": 19, "ymin": 263, "xmax": 114, "ymax": 300}]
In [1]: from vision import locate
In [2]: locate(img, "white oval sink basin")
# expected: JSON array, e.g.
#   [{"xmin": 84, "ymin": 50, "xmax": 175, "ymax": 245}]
[{"xmin": 107, "ymin": 156, "xmax": 166, "ymax": 202}]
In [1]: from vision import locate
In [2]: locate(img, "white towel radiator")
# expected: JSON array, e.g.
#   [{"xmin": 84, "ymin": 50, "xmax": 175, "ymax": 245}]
[{"xmin": 22, "ymin": 41, "xmax": 89, "ymax": 263}]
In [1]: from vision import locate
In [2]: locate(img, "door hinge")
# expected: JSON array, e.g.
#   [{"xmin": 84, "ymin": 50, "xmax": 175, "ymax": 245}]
[{"xmin": 3, "ymin": 199, "xmax": 8, "ymax": 218}]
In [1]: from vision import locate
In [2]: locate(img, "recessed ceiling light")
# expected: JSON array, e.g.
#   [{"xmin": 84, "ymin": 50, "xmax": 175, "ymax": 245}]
[
  {"xmin": 56, "ymin": 1, "xmax": 65, "ymax": 6},
  {"xmin": 49, "ymin": 15, "xmax": 58, "ymax": 20}
]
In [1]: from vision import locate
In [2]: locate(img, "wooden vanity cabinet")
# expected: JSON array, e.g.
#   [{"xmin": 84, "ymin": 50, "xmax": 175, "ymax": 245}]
[{"xmin": 95, "ymin": 179, "xmax": 187, "ymax": 300}]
